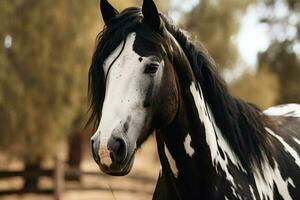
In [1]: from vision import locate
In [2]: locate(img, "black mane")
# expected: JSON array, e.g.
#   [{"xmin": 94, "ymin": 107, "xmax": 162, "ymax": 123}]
[
  {"xmin": 88, "ymin": 7, "xmax": 272, "ymax": 167},
  {"xmin": 160, "ymin": 16, "xmax": 272, "ymax": 167}
]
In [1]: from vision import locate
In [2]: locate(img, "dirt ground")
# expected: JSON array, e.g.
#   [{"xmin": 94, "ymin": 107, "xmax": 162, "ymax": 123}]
[{"xmin": 0, "ymin": 136, "xmax": 160, "ymax": 200}]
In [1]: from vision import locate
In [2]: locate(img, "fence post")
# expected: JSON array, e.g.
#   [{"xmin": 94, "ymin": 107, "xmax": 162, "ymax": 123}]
[{"xmin": 54, "ymin": 154, "xmax": 64, "ymax": 200}]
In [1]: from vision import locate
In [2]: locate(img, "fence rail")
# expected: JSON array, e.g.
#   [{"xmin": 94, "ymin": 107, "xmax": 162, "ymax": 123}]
[
  {"xmin": 0, "ymin": 170, "xmax": 53, "ymax": 178},
  {"xmin": 0, "ymin": 157, "xmax": 156, "ymax": 200}
]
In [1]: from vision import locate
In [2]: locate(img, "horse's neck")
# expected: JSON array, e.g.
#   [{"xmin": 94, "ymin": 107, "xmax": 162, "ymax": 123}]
[{"xmin": 156, "ymin": 80, "xmax": 247, "ymax": 198}]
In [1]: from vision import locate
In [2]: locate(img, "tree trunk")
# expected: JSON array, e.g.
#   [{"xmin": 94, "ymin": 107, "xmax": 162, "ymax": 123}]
[{"xmin": 23, "ymin": 159, "xmax": 41, "ymax": 192}]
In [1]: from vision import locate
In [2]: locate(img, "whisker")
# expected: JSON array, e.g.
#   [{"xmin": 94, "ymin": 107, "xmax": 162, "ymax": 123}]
[{"xmin": 107, "ymin": 183, "xmax": 117, "ymax": 200}]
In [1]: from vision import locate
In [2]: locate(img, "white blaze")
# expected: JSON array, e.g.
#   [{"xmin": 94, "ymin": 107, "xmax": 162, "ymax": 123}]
[
  {"xmin": 97, "ymin": 33, "xmax": 144, "ymax": 167},
  {"xmin": 95, "ymin": 32, "xmax": 164, "ymax": 167}
]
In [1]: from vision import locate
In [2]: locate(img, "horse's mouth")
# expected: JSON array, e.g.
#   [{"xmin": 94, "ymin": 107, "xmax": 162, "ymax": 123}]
[{"xmin": 99, "ymin": 151, "xmax": 135, "ymax": 176}]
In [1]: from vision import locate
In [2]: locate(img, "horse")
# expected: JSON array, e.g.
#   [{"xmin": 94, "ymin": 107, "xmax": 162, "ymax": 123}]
[{"xmin": 89, "ymin": 0, "xmax": 300, "ymax": 199}]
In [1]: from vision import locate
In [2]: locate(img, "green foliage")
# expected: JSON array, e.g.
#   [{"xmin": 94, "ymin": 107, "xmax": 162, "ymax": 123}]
[
  {"xmin": 133, "ymin": 0, "xmax": 170, "ymax": 12},
  {"xmin": 259, "ymin": 41, "xmax": 300, "ymax": 104},
  {"xmin": 0, "ymin": 0, "xmax": 99, "ymax": 163},
  {"xmin": 230, "ymin": 68, "xmax": 279, "ymax": 109},
  {"xmin": 183, "ymin": 0, "xmax": 255, "ymax": 69},
  {"xmin": 258, "ymin": 0, "xmax": 300, "ymax": 104},
  {"xmin": 230, "ymin": 0, "xmax": 300, "ymax": 107}
]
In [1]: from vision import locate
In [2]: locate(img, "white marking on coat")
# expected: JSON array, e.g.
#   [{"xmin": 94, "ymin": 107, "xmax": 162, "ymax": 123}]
[
  {"xmin": 264, "ymin": 104, "xmax": 300, "ymax": 118},
  {"xmin": 266, "ymin": 127, "xmax": 300, "ymax": 167},
  {"xmin": 170, "ymin": 45, "xmax": 173, "ymax": 53},
  {"xmin": 190, "ymin": 82, "xmax": 296, "ymax": 199},
  {"xmin": 164, "ymin": 143, "xmax": 178, "ymax": 178},
  {"xmin": 294, "ymin": 137, "xmax": 300, "ymax": 146},
  {"xmin": 249, "ymin": 186, "xmax": 256, "ymax": 200},
  {"xmin": 184, "ymin": 133, "xmax": 195, "ymax": 157},
  {"xmin": 159, "ymin": 167, "xmax": 162, "ymax": 178},
  {"xmin": 190, "ymin": 82, "xmax": 246, "ymax": 194},
  {"xmin": 253, "ymin": 158, "xmax": 295, "ymax": 200}
]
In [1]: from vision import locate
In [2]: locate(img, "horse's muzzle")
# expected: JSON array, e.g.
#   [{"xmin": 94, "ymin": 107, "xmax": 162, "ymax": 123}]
[{"xmin": 91, "ymin": 132, "xmax": 134, "ymax": 176}]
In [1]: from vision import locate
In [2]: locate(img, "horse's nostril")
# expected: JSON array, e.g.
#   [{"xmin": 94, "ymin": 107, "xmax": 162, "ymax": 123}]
[
  {"xmin": 108, "ymin": 137, "xmax": 127, "ymax": 163},
  {"xmin": 91, "ymin": 139, "xmax": 100, "ymax": 164},
  {"xmin": 115, "ymin": 138, "xmax": 126, "ymax": 162}
]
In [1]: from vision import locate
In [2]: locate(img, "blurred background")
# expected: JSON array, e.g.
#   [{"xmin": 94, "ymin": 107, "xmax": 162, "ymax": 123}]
[{"xmin": 0, "ymin": 0, "xmax": 299, "ymax": 199}]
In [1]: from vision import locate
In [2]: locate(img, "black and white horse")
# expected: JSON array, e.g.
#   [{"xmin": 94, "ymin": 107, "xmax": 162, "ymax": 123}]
[{"xmin": 90, "ymin": 0, "xmax": 300, "ymax": 199}]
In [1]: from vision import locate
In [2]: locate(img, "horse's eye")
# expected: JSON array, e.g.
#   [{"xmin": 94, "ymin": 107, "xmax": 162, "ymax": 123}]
[{"xmin": 144, "ymin": 63, "xmax": 159, "ymax": 74}]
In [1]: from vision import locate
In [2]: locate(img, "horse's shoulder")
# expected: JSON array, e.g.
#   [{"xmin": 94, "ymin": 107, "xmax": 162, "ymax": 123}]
[
  {"xmin": 258, "ymin": 104, "xmax": 300, "ymax": 199},
  {"xmin": 263, "ymin": 103, "xmax": 300, "ymax": 167}
]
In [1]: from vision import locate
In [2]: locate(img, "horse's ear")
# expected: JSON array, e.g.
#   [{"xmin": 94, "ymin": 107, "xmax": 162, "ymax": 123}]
[
  {"xmin": 100, "ymin": 0, "xmax": 118, "ymax": 25},
  {"xmin": 142, "ymin": 0, "xmax": 161, "ymax": 31}
]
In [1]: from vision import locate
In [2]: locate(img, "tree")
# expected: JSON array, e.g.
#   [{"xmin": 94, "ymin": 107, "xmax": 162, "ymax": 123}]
[
  {"xmin": 183, "ymin": 0, "xmax": 255, "ymax": 70},
  {"xmin": 259, "ymin": 41, "xmax": 300, "ymax": 104},
  {"xmin": 258, "ymin": 0, "xmax": 300, "ymax": 104},
  {"xmin": 230, "ymin": 68, "xmax": 279, "ymax": 109},
  {"xmin": 0, "ymin": 0, "xmax": 99, "ymax": 190}
]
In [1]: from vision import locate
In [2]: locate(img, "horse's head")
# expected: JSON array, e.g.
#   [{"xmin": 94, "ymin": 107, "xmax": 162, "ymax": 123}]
[{"xmin": 90, "ymin": 0, "xmax": 180, "ymax": 175}]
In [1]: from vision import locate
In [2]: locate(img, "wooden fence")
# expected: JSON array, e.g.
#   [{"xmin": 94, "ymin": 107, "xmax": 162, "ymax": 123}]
[{"xmin": 0, "ymin": 157, "xmax": 156, "ymax": 200}]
